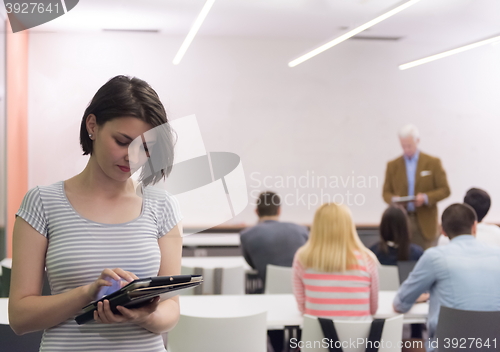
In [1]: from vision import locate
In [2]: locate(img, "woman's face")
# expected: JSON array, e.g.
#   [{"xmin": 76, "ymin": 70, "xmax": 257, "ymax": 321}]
[{"xmin": 92, "ymin": 116, "xmax": 154, "ymax": 182}]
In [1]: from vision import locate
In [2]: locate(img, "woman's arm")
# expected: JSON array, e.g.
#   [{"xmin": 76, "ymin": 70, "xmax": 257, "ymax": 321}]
[
  {"xmin": 136, "ymin": 223, "xmax": 183, "ymax": 333},
  {"xmin": 8, "ymin": 218, "xmax": 132, "ymax": 335},
  {"xmin": 366, "ymin": 256, "xmax": 379, "ymax": 315},
  {"xmin": 96, "ymin": 223, "xmax": 183, "ymax": 334},
  {"xmin": 292, "ymin": 252, "xmax": 306, "ymax": 314}
]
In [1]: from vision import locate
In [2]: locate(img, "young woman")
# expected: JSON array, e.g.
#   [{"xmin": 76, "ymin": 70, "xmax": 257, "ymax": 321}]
[
  {"xmin": 9, "ymin": 76, "xmax": 182, "ymax": 352},
  {"xmin": 370, "ymin": 205, "xmax": 424, "ymax": 265},
  {"xmin": 370, "ymin": 205, "xmax": 427, "ymax": 338},
  {"xmin": 292, "ymin": 203, "xmax": 379, "ymax": 319}
]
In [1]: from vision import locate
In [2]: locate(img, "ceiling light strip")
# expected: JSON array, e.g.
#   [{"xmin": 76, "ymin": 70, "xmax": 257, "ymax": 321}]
[
  {"xmin": 288, "ymin": 0, "xmax": 422, "ymax": 68},
  {"xmin": 173, "ymin": 0, "xmax": 215, "ymax": 65},
  {"xmin": 399, "ymin": 35, "xmax": 500, "ymax": 70}
]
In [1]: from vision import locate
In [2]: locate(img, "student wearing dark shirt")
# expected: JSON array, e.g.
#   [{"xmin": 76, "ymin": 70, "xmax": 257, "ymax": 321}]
[
  {"xmin": 370, "ymin": 205, "xmax": 424, "ymax": 265},
  {"xmin": 240, "ymin": 192, "xmax": 308, "ymax": 284},
  {"xmin": 240, "ymin": 191, "xmax": 308, "ymax": 352},
  {"xmin": 370, "ymin": 205, "xmax": 425, "ymax": 339}
]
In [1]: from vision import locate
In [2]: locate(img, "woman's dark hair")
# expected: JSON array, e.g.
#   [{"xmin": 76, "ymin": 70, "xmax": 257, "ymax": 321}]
[
  {"xmin": 79, "ymin": 75, "xmax": 175, "ymax": 186},
  {"xmin": 378, "ymin": 205, "xmax": 411, "ymax": 261}
]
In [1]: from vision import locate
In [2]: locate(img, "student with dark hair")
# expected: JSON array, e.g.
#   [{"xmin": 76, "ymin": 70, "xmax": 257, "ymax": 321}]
[
  {"xmin": 370, "ymin": 205, "xmax": 424, "ymax": 265},
  {"xmin": 241, "ymin": 191, "xmax": 308, "ymax": 352},
  {"xmin": 394, "ymin": 203, "xmax": 500, "ymax": 352},
  {"xmin": 464, "ymin": 188, "xmax": 491, "ymax": 221},
  {"xmin": 240, "ymin": 191, "xmax": 308, "ymax": 283},
  {"xmin": 438, "ymin": 188, "xmax": 500, "ymax": 247},
  {"xmin": 9, "ymin": 76, "xmax": 182, "ymax": 352}
]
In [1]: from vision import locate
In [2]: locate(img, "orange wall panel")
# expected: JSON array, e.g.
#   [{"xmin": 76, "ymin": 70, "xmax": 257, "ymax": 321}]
[{"xmin": 6, "ymin": 20, "xmax": 29, "ymax": 258}]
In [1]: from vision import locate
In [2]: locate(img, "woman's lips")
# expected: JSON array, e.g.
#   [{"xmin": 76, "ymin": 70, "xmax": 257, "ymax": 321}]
[{"xmin": 118, "ymin": 165, "xmax": 130, "ymax": 172}]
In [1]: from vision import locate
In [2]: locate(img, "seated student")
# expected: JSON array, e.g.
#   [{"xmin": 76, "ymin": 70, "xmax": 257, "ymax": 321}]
[
  {"xmin": 438, "ymin": 188, "xmax": 500, "ymax": 246},
  {"xmin": 293, "ymin": 203, "xmax": 379, "ymax": 320},
  {"xmin": 240, "ymin": 191, "xmax": 308, "ymax": 284},
  {"xmin": 394, "ymin": 203, "xmax": 500, "ymax": 352},
  {"xmin": 370, "ymin": 205, "xmax": 425, "ymax": 339},
  {"xmin": 370, "ymin": 205, "xmax": 424, "ymax": 265}
]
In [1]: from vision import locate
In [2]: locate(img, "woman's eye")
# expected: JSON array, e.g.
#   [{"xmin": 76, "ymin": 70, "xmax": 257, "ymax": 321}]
[{"xmin": 115, "ymin": 139, "xmax": 129, "ymax": 146}]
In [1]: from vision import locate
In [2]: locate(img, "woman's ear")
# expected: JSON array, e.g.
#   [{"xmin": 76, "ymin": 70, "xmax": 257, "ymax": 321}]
[{"xmin": 86, "ymin": 114, "xmax": 97, "ymax": 136}]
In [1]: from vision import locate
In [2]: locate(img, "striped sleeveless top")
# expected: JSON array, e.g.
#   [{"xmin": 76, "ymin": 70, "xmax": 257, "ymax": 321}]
[
  {"xmin": 16, "ymin": 181, "xmax": 182, "ymax": 352},
  {"xmin": 292, "ymin": 251, "xmax": 379, "ymax": 319}
]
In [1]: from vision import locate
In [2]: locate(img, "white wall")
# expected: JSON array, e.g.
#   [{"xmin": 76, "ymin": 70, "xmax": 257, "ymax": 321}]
[{"xmin": 27, "ymin": 32, "xmax": 500, "ymax": 226}]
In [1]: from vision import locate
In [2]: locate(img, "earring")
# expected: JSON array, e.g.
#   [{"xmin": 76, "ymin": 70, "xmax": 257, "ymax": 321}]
[{"xmin": 89, "ymin": 133, "xmax": 93, "ymax": 139}]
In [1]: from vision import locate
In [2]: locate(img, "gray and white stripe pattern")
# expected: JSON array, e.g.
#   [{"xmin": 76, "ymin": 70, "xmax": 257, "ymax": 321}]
[{"xmin": 16, "ymin": 181, "xmax": 182, "ymax": 352}]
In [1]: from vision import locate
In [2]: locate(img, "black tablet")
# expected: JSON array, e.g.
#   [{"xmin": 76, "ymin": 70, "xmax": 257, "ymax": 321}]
[{"xmin": 75, "ymin": 274, "xmax": 203, "ymax": 325}]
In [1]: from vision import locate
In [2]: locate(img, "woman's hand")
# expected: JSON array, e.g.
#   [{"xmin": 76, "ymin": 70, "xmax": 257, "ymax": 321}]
[
  {"xmin": 94, "ymin": 297, "xmax": 161, "ymax": 325},
  {"xmin": 84, "ymin": 268, "xmax": 138, "ymax": 301}
]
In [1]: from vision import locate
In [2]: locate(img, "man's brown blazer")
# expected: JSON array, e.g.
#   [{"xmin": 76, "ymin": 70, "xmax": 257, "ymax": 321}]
[{"xmin": 382, "ymin": 152, "xmax": 451, "ymax": 241}]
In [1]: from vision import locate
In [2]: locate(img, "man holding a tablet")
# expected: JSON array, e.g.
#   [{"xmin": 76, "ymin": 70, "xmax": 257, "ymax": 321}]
[{"xmin": 383, "ymin": 125, "xmax": 450, "ymax": 249}]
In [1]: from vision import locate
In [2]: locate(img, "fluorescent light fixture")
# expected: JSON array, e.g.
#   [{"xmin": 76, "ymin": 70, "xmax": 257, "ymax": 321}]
[
  {"xmin": 288, "ymin": 0, "xmax": 422, "ymax": 68},
  {"xmin": 173, "ymin": 0, "xmax": 215, "ymax": 65},
  {"xmin": 399, "ymin": 35, "xmax": 500, "ymax": 70}
]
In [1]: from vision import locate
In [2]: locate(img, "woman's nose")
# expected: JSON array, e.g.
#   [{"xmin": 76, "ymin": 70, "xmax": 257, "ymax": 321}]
[{"xmin": 128, "ymin": 143, "xmax": 147, "ymax": 169}]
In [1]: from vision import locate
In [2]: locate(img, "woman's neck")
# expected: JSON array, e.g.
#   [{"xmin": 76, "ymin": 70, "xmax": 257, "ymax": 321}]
[{"xmin": 70, "ymin": 158, "xmax": 134, "ymax": 198}]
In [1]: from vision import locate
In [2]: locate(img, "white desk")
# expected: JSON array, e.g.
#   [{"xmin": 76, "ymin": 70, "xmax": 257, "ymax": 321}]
[
  {"xmin": 0, "ymin": 293, "xmax": 427, "ymax": 329},
  {"xmin": 179, "ymin": 291, "xmax": 428, "ymax": 329},
  {"xmin": 181, "ymin": 256, "xmax": 252, "ymax": 271},
  {"xmin": 182, "ymin": 234, "xmax": 240, "ymax": 247},
  {"xmin": 181, "ymin": 256, "xmax": 251, "ymax": 294},
  {"xmin": 0, "ymin": 298, "xmax": 8, "ymax": 325}
]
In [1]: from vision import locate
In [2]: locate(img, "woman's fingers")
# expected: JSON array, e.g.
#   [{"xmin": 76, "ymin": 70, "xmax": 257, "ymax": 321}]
[
  {"xmin": 92, "ymin": 268, "xmax": 157, "ymax": 325},
  {"xmin": 88, "ymin": 268, "xmax": 138, "ymax": 303},
  {"xmin": 111, "ymin": 268, "xmax": 135, "ymax": 282},
  {"xmin": 96, "ymin": 278, "xmax": 113, "ymax": 288},
  {"xmin": 116, "ymin": 297, "xmax": 160, "ymax": 323},
  {"xmin": 95, "ymin": 300, "xmax": 127, "ymax": 324},
  {"xmin": 99, "ymin": 268, "xmax": 122, "ymax": 282},
  {"xmin": 95, "ymin": 297, "xmax": 161, "ymax": 325},
  {"xmin": 99, "ymin": 268, "xmax": 136, "ymax": 282},
  {"xmin": 116, "ymin": 305, "xmax": 135, "ymax": 320}
]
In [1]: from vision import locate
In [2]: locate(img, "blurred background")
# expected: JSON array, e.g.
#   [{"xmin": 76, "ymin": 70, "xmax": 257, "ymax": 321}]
[{"xmin": 1, "ymin": 0, "xmax": 500, "ymax": 257}]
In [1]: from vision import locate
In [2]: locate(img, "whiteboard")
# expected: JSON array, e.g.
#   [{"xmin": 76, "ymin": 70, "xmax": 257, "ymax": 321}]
[{"xmin": 27, "ymin": 33, "xmax": 500, "ymax": 226}]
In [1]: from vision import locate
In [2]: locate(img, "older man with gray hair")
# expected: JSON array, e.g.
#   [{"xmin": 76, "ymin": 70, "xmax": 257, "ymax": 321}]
[{"xmin": 383, "ymin": 125, "xmax": 450, "ymax": 249}]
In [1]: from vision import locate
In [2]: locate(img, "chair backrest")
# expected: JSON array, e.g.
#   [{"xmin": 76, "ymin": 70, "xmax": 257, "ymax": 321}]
[
  {"xmin": 180, "ymin": 265, "xmax": 245, "ymax": 295},
  {"xmin": 264, "ymin": 264, "xmax": 293, "ymax": 294},
  {"xmin": 396, "ymin": 261, "xmax": 417, "ymax": 285},
  {"xmin": 0, "ymin": 324, "xmax": 43, "ymax": 352},
  {"xmin": 167, "ymin": 311, "xmax": 267, "ymax": 352},
  {"xmin": 179, "ymin": 266, "xmax": 197, "ymax": 295},
  {"xmin": 436, "ymin": 306, "xmax": 500, "ymax": 351},
  {"xmin": 301, "ymin": 314, "xmax": 403, "ymax": 352},
  {"xmin": 220, "ymin": 266, "xmax": 245, "ymax": 294},
  {"xmin": 378, "ymin": 265, "xmax": 400, "ymax": 290}
]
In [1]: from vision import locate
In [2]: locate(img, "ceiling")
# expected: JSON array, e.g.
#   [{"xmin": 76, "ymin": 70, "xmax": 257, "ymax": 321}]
[{"xmin": 24, "ymin": 0, "xmax": 500, "ymax": 49}]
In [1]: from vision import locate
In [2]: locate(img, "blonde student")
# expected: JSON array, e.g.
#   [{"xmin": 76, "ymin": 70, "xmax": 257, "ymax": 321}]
[{"xmin": 292, "ymin": 203, "xmax": 379, "ymax": 319}]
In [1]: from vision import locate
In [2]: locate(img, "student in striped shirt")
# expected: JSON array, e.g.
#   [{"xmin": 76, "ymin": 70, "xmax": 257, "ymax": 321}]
[
  {"xmin": 9, "ymin": 76, "xmax": 182, "ymax": 352},
  {"xmin": 292, "ymin": 203, "xmax": 379, "ymax": 319}
]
